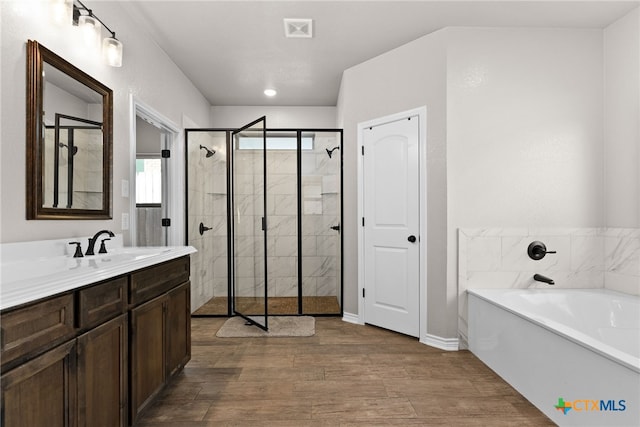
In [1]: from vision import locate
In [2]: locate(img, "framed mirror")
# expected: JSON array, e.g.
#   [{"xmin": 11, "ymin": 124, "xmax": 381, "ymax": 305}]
[{"xmin": 26, "ymin": 40, "xmax": 112, "ymax": 219}]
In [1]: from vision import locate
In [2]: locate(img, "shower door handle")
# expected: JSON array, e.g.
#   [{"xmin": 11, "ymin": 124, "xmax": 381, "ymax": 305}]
[{"xmin": 407, "ymin": 235, "xmax": 417, "ymax": 243}]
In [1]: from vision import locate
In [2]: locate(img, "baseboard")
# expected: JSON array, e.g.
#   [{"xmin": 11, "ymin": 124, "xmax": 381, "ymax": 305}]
[
  {"xmin": 421, "ymin": 334, "xmax": 459, "ymax": 351},
  {"xmin": 342, "ymin": 312, "xmax": 361, "ymax": 324}
]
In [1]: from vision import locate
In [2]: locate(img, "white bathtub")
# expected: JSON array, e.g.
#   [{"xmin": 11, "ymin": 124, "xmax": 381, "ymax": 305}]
[{"xmin": 468, "ymin": 288, "xmax": 640, "ymax": 427}]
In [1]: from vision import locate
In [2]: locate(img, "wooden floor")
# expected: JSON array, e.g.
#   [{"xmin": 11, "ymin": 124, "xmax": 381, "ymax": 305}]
[{"xmin": 137, "ymin": 317, "xmax": 555, "ymax": 426}]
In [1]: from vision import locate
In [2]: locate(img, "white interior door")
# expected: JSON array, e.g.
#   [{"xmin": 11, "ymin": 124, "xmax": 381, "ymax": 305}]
[{"xmin": 363, "ymin": 116, "xmax": 420, "ymax": 337}]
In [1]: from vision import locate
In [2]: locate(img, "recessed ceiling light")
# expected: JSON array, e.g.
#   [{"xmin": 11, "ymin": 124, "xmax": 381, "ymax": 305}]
[{"xmin": 264, "ymin": 89, "xmax": 277, "ymax": 97}]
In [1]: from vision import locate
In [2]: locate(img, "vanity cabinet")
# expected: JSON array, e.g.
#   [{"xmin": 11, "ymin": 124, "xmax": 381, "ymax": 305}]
[
  {"xmin": 0, "ymin": 256, "xmax": 191, "ymax": 427},
  {"xmin": 129, "ymin": 258, "xmax": 191, "ymax": 424}
]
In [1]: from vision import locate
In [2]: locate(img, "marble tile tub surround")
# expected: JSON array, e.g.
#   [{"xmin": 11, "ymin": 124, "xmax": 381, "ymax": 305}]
[{"xmin": 458, "ymin": 227, "xmax": 640, "ymax": 347}]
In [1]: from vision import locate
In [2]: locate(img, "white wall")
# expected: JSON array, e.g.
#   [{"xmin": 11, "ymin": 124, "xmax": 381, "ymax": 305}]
[
  {"xmin": 1, "ymin": 1, "xmax": 211, "ymax": 243},
  {"xmin": 604, "ymin": 8, "xmax": 640, "ymax": 228},
  {"xmin": 337, "ymin": 30, "xmax": 450, "ymax": 336},
  {"xmin": 446, "ymin": 27, "xmax": 605, "ymax": 340},
  {"xmin": 211, "ymin": 106, "xmax": 336, "ymax": 129},
  {"xmin": 339, "ymin": 25, "xmax": 610, "ymax": 340}
]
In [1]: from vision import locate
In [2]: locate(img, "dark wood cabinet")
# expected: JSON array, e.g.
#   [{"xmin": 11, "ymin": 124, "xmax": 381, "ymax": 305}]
[
  {"xmin": 130, "ymin": 256, "xmax": 190, "ymax": 306},
  {"xmin": 1, "ymin": 339, "xmax": 77, "ymax": 427},
  {"xmin": 77, "ymin": 314, "xmax": 128, "ymax": 427},
  {"xmin": 167, "ymin": 281, "xmax": 191, "ymax": 377},
  {"xmin": 0, "ymin": 293, "xmax": 75, "ymax": 372},
  {"xmin": 77, "ymin": 277, "xmax": 127, "ymax": 331},
  {"xmin": 0, "ymin": 255, "xmax": 191, "ymax": 427},
  {"xmin": 130, "ymin": 294, "xmax": 167, "ymax": 422},
  {"xmin": 129, "ymin": 280, "xmax": 191, "ymax": 424}
]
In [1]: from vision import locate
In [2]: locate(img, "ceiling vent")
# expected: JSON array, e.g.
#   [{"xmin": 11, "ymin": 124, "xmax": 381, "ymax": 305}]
[{"xmin": 284, "ymin": 18, "xmax": 313, "ymax": 38}]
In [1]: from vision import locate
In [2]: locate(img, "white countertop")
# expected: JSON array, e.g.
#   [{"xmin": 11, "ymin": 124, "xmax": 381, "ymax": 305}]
[{"xmin": 0, "ymin": 245, "xmax": 196, "ymax": 311}]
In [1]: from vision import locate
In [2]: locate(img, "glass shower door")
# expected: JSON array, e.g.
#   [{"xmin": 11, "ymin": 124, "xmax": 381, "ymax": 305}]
[{"xmin": 232, "ymin": 117, "xmax": 268, "ymax": 330}]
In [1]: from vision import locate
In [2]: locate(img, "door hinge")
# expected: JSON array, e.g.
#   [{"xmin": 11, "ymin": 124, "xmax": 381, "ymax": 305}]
[
  {"xmin": 362, "ymin": 217, "xmax": 365, "ymax": 227},
  {"xmin": 362, "ymin": 288, "xmax": 365, "ymax": 298},
  {"xmin": 162, "ymin": 218, "xmax": 171, "ymax": 227},
  {"xmin": 161, "ymin": 149, "xmax": 171, "ymax": 158},
  {"xmin": 361, "ymin": 146, "xmax": 364, "ymax": 155}
]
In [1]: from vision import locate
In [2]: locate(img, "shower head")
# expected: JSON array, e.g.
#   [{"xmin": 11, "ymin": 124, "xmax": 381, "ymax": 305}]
[
  {"xmin": 200, "ymin": 145, "xmax": 216, "ymax": 158},
  {"xmin": 326, "ymin": 146, "xmax": 340, "ymax": 158},
  {"xmin": 59, "ymin": 142, "xmax": 78, "ymax": 155}
]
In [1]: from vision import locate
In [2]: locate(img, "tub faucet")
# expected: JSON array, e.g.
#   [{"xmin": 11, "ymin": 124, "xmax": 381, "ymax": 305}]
[
  {"xmin": 533, "ymin": 273, "xmax": 555, "ymax": 285},
  {"xmin": 85, "ymin": 230, "xmax": 115, "ymax": 256}
]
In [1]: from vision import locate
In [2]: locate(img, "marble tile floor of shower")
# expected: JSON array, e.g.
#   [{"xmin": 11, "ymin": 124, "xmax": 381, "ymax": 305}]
[
  {"xmin": 137, "ymin": 317, "xmax": 554, "ymax": 426},
  {"xmin": 193, "ymin": 296, "xmax": 342, "ymax": 316}
]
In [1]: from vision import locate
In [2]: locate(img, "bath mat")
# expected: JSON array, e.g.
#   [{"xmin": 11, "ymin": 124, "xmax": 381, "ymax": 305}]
[{"xmin": 216, "ymin": 316, "xmax": 315, "ymax": 338}]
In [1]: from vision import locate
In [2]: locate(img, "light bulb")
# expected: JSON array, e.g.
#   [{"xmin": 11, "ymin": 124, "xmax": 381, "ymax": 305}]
[
  {"xmin": 102, "ymin": 37, "xmax": 123, "ymax": 67},
  {"xmin": 79, "ymin": 15, "xmax": 101, "ymax": 49},
  {"xmin": 50, "ymin": 0, "xmax": 73, "ymax": 26}
]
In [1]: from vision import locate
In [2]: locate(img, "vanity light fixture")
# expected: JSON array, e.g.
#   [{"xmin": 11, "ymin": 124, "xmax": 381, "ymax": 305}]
[
  {"xmin": 102, "ymin": 36, "xmax": 123, "ymax": 67},
  {"xmin": 264, "ymin": 89, "xmax": 277, "ymax": 97},
  {"xmin": 50, "ymin": 0, "xmax": 74, "ymax": 26},
  {"xmin": 68, "ymin": 0, "xmax": 124, "ymax": 67},
  {"xmin": 78, "ymin": 13, "xmax": 101, "ymax": 49}
]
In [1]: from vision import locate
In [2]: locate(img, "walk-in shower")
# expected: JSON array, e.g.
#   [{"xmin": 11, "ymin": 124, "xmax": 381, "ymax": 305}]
[{"xmin": 185, "ymin": 122, "xmax": 343, "ymax": 320}]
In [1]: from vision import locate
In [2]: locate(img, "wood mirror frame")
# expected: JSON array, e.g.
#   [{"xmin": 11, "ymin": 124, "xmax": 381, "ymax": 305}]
[{"xmin": 26, "ymin": 40, "xmax": 113, "ymax": 220}]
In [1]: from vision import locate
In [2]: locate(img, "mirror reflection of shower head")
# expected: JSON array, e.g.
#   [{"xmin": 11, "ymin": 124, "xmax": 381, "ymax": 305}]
[
  {"xmin": 200, "ymin": 145, "xmax": 215, "ymax": 158},
  {"xmin": 326, "ymin": 146, "xmax": 340, "ymax": 158},
  {"xmin": 59, "ymin": 142, "xmax": 78, "ymax": 155}
]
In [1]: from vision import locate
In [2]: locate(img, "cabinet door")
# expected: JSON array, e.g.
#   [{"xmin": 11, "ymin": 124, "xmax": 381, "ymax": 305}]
[
  {"xmin": 1, "ymin": 339, "xmax": 76, "ymax": 427},
  {"xmin": 166, "ymin": 281, "xmax": 191, "ymax": 377},
  {"xmin": 77, "ymin": 314, "xmax": 127, "ymax": 427},
  {"xmin": 129, "ymin": 294, "xmax": 166, "ymax": 423}
]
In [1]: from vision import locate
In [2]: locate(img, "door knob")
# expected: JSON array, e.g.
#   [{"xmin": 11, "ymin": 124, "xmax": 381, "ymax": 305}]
[{"xmin": 408, "ymin": 235, "xmax": 417, "ymax": 243}]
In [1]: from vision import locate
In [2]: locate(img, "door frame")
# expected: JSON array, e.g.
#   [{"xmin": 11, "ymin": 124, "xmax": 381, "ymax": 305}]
[
  {"xmin": 357, "ymin": 106, "xmax": 428, "ymax": 343},
  {"xmin": 129, "ymin": 95, "xmax": 182, "ymax": 246},
  {"xmin": 231, "ymin": 116, "xmax": 269, "ymax": 331}
]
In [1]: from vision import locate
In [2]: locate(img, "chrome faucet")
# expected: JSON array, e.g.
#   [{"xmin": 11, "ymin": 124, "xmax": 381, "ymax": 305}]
[
  {"xmin": 85, "ymin": 230, "xmax": 115, "ymax": 256},
  {"xmin": 533, "ymin": 273, "xmax": 555, "ymax": 285}
]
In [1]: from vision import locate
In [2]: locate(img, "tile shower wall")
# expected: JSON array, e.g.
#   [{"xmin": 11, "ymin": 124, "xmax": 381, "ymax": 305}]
[
  {"xmin": 188, "ymin": 132, "xmax": 228, "ymax": 312},
  {"xmin": 43, "ymin": 128, "xmax": 103, "ymax": 209},
  {"xmin": 458, "ymin": 227, "xmax": 640, "ymax": 347},
  {"xmin": 302, "ymin": 135, "xmax": 341, "ymax": 301},
  {"xmin": 233, "ymin": 149, "xmax": 266, "ymax": 298},
  {"xmin": 232, "ymin": 134, "xmax": 341, "ymax": 300}
]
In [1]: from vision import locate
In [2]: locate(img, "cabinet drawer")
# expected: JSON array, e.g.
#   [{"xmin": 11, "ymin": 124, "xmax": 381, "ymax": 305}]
[
  {"xmin": 129, "ymin": 256, "xmax": 189, "ymax": 306},
  {"xmin": 78, "ymin": 277, "xmax": 127, "ymax": 330},
  {"xmin": 1, "ymin": 294, "xmax": 75, "ymax": 371}
]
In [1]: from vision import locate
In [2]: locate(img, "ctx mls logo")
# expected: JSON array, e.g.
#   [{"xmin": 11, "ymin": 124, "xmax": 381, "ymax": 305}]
[{"xmin": 555, "ymin": 397, "xmax": 626, "ymax": 415}]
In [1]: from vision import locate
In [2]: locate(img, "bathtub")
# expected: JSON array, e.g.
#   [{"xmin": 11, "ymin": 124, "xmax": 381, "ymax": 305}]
[{"xmin": 468, "ymin": 288, "xmax": 640, "ymax": 427}]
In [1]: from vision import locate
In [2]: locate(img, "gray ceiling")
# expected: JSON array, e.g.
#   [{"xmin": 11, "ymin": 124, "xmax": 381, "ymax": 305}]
[{"xmin": 120, "ymin": 1, "xmax": 638, "ymax": 107}]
